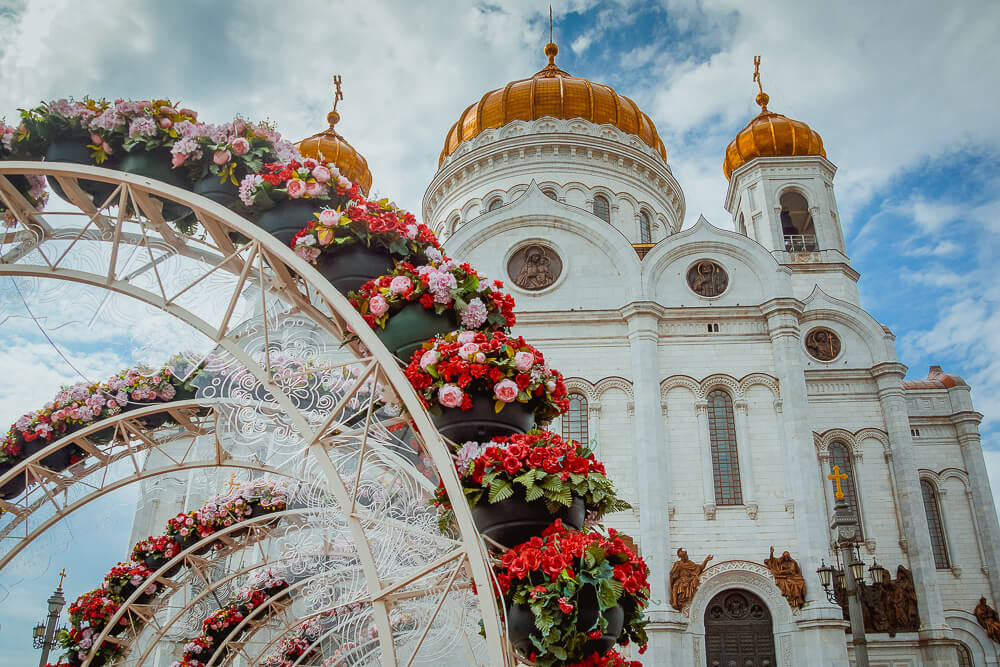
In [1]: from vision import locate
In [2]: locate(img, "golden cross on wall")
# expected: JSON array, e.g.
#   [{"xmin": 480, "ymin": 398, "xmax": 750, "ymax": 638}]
[
  {"xmin": 58, "ymin": 568, "xmax": 67, "ymax": 589},
  {"xmin": 332, "ymin": 74, "xmax": 344, "ymax": 113},
  {"xmin": 828, "ymin": 465, "xmax": 848, "ymax": 499},
  {"xmin": 226, "ymin": 473, "xmax": 241, "ymax": 493}
]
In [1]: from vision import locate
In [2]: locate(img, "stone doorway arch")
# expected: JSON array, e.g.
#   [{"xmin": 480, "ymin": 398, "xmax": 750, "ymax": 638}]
[{"xmin": 704, "ymin": 589, "xmax": 777, "ymax": 667}]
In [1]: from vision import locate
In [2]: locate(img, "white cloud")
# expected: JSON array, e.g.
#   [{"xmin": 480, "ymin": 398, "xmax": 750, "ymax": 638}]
[{"xmin": 571, "ymin": 32, "xmax": 594, "ymax": 54}]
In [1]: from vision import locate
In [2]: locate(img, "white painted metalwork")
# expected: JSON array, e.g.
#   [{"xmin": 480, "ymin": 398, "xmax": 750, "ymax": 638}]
[{"xmin": 0, "ymin": 162, "xmax": 510, "ymax": 666}]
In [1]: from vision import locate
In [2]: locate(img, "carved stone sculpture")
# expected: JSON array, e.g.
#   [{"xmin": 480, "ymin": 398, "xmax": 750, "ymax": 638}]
[
  {"xmin": 670, "ymin": 548, "xmax": 713, "ymax": 610},
  {"xmin": 764, "ymin": 547, "xmax": 806, "ymax": 609},
  {"xmin": 836, "ymin": 563, "xmax": 919, "ymax": 635},
  {"xmin": 805, "ymin": 328, "xmax": 841, "ymax": 361},
  {"xmin": 975, "ymin": 596, "xmax": 1000, "ymax": 644},
  {"xmin": 508, "ymin": 244, "xmax": 561, "ymax": 290}
]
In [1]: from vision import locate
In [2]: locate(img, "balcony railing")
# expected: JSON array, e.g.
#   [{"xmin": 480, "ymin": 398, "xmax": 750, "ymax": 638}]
[{"xmin": 784, "ymin": 234, "xmax": 818, "ymax": 252}]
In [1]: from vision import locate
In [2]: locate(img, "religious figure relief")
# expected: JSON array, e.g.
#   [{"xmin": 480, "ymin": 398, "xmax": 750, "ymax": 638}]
[
  {"xmin": 686, "ymin": 260, "xmax": 728, "ymax": 297},
  {"xmin": 805, "ymin": 328, "xmax": 841, "ymax": 361},
  {"xmin": 508, "ymin": 244, "xmax": 561, "ymax": 291},
  {"xmin": 764, "ymin": 547, "xmax": 807, "ymax": 609},
  {"xmin": 975, "ymin": 596, "xmax": 1000, "ymax": 644},
  {"xmin": 670, "ymin": 548, "xmax": 713, "ymax": 610},
  {"xmin": 834, "ymin": 563, "xmax": 920, "ymax": 635}
]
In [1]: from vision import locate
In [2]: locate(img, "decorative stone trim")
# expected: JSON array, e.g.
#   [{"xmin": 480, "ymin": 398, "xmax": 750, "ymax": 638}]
[{"xmin": 660, "ymin": 372, "xmax": 781, "ymax": 401}]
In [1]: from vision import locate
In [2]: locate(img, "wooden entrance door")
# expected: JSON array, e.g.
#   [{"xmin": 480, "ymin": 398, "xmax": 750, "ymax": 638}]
[{"xmin": 704, "ymin": 589, "xmax": 776, "ymax": 667}]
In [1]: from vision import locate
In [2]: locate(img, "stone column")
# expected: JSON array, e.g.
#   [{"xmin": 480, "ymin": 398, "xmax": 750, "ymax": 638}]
[
  {"xmin": 621, "ymin": 303, "xmax": 671, "ymax": 615},
  {"xmin": 733, "ymin": 399, "xmax": 757, "ymax": 518},
  {"xmin": 588, "ymin": 400, "xmax": 602, "ymax": 455},
  {"xmin": 951, "ymin": 409, "xmax": 1000, "ymax": 602},
  {"xmin": 695, "ymin": 400, "xmax": 717, "ymax": 519},
  {"xmin": 871, "ymin": 362, "xmax": 956, "ymax": 664},
  {"xmin": 760, "ymin": 298, "xmax": 850, "ymax": 666}
]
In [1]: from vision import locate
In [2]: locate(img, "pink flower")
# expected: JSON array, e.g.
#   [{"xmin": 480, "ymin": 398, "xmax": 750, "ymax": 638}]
[
  {"xmin": 286, "ymin": 180, "xmax": 307, "ymax": 199},
  {"xmin": 90, "ymin": 133, "xmax": 102, "ymax": 144},
  {"xmin": 514, "ymin": 351, "xmax": 535, "ymax": 372},
  {"xmin": 458, "ymin": 343, "xmax": 479, "ymax": 360},
  {"xmin": 389, "ymin": 276, "xmax": 412, "ymax": 295},
  {"xmin": 318, "ymin": 209, "xmax": 339, "ymax": 225},
  {"xmin": 369, "ymin": 295, "xmax": 389, "ymax": 317},
  {"xmin": 404, "ymin": 224, "xmax": 418, "ymax": 240},
  {"xmin": 494, "ymin": 379, "xmax": 519, "ymax": 403},
  {"xmin": 159, "ymin": 117, "xmax": 173, "ymax": 128},
  {"xmin": 312, "ymin": 165, "xmax": 331, "ymax": 183},
  {"xmin": 231, "ymin": 137, "xmax": 250, "ymax": 155},
  {"xmin": 213, "ymin": 150, "xmax": 231, "ymax": 165},
  {"xmin": 419, "ymin": 349, "xmax": 439, "ymax": 369},
  {"xmin": 457, "ymin": 331, "xmax": 477, "ymax": 344},
  {"xmin": 306, "ymin": 180, "xmax": 326, "ymax": 197},
  {"xmin": 438, "ymin": 384, "xmax": 464, "ymax": 408},
  {"xmin": 172, "ymin": 153, "xmax": 187, "ymax": 168}
]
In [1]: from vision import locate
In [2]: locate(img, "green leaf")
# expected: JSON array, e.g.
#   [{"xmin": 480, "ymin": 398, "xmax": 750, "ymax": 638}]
[
  {"xmin": 488, "ymin": 479, "xmax": 513, "ymax": 504},
  {"xmin": 598, "ymin": 578, "xmax": 623, "ymax": 610},
  {"xmin": 524, "ymin": 484, "xmax": 545, "ymax": 502}
]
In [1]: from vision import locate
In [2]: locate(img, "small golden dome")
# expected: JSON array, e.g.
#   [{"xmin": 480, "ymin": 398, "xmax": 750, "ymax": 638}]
[
  {"xmin": 439, "ymin": 42, "xmax": 667, "ymax": 166},
  {"xmin": 296, "ymin": 83, "xmax": 372, "ymax": 195},
  {"xmin": 723, "ymin": 93, "xmax": 826, "ymax": 180}
]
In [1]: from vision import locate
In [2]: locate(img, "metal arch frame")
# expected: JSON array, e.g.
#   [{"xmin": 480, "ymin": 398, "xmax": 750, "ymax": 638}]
[{"xmin": 0, "ymin": 162, "xmax": 509, "ymax": 666}]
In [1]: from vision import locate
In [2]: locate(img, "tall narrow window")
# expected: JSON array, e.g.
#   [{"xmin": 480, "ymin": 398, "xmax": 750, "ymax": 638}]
[
  {"xmin": 921, "ymin": 479, "xmax": 951, "ymax": 569},
  {"xmin": 828, "ymin": 442, "xmax": 862, "ymax": 537},
  {"xmin": 487, "ymin": 197, "xmax": 502, "ymax": 212},
  {"xmin": 639, "ymin": 211, "xmax": 652, "ymax": 243},
  {"xmin": 707, "ymin": 389, "xmax": 742, "ymax": 505},
  {"xmin": 593, "ymin": 194, "xmax": 611, "ymax": 223},
  {"xmin": 561, "ymin": 393, "xmax": 589, "ymax": 447},
  {"xmin": 957, "ymin": 643, "xmax": 973, "ymax": 667}
]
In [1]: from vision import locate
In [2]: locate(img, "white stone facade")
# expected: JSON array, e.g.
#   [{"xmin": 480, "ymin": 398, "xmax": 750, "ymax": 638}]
[{"xmin": 428, "ymin": 115, "xmax": 1000, "ymax": 666}]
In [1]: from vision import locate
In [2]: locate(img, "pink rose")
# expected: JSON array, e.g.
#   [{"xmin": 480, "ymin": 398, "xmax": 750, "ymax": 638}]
[
  {"xmin": 438, "ymin": 384, "xmax": 464, "ymax": 408},
  {"xmin": 369, "ymin": 295, "xmax": 389, "ymax": 317},
  {"xmin": 90, "ymin": 133, "xmax": 102, "ymax": 144},
  {"xmin": 457, "ymin": 331, "xmax": 477, "ymax": 344},
  {"xmin": 213, "ymin": 150, "xmax": 231, "ymax": 165},
  {"xmin": 404, "ymin": 224, "xmax": 418, "ymax": 239},
  {"xmin": 306, "ymin": 180, "xmax": 326, "ymax": 197},
  {"xmin": 231, "ymin": 137, "xmax": 250, "ymax": 155},
  {"xmin": 494, "ymin": 379, "xmax": 519, "ymax": 403},
  {"xmin": 159, "ymin": 117, "xmax": 172, "ymax": 128},
  {"xmin": 172, "ymin": 152, "xmax": 187, "ymax": 168},
  {"xmin": 389, "ymin": 276, "xmax": 412, "ymax": 295},
  {"xmin": 286, "ymin": 180, "xmax": 307, "ymax": 199},
  {"xmin": 459, "ymin": 343, "xmax": 479, "ymax": 360},
  {"xmin": 312, "ymin": 165, "xmax": 331, "ymax": 183},
  {"xmin": 514, "ymin": 351, "xmax": 535, "ymax": 372},
  {"xmin": 101, "ymin": 141, "xmax": 113, "ymax": 155},
  {"xmin": 319, "ymin": 209, "xmax": 339, "ymax": 225},
  {"xmin": 419, "ymin": 349, "xmax": 439, "ymax": 369}
]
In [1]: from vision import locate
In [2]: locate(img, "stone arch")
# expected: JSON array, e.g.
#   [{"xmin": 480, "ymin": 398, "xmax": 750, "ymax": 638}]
[
  {"xmin": 595, "ymin": 376, "xmax": 634, "ymax": 403},
  {"xmin": 687, "ymin": 560, "xmax": 796, "ymax": 629},
  {"xmin": 738, "ymin": 373, "xmax": 781, "ymax": 399},
  {"xmin": 661, "ymin": 375, "xmax": 701, "ymax": 400},
  {"xmin": 945, "ymin": 611, "xmax": 997, "ymax": 666},
  {"xmin": 563, "ymin": 377, "xmax": 598, "ymax": 403},
  {"xmin": 813, "ymin": 428, "xmax": 873, "ymax": 460},
  {"xmin": 699, "ymin": 374, "xmax": 741, "ymax": 400}
]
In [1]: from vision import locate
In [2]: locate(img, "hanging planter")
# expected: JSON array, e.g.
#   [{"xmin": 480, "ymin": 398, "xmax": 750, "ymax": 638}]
[
  {"xmin": 404, "ymin": 331, "xmax": 568, "ymax": 443},
  {"xmin": 494, "ymin": 522, "xmax": 651, "ymax": 666},
  {"xmin": 119, "ymin": 146, "xmax": 193, "ymax": 221},
  {"xmin": 316, "ymin": 239, "xmax": 396, "ymax": 294},
  {"xmin": 473, "ymin": 491, "xmax": 585, "ymax": 550},
  {"xmin": 349, "ymin": 260, "xmax": 515, "ymax": 361},
  {"xmin": 0, "ymin": 461, "xmax": 26, "ymax": 499},
  {"xmin": 44, "ymin": 139, "xmax": 120, "ymax": 207},
  {"xmin": 253, "ymin": 197, "xmax": 325, "ymax": 246}
]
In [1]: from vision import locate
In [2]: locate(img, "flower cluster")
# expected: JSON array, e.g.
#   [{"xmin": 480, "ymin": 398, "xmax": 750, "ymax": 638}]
[
  {"xmin": 102, "ymin": 561, "xmax": 160, "ymax": 600},
  {"xmin": 16, "ymin": 97, "xmax": 113, "ymax": 160},
  {"xmin": 350, "ymin": 259, "xmax": 516, "ymax": 331},
  {"xmin": 434, "ymin": 430, "xmax": 629, "ymax": 530},
  {"xmin": 168, "ymin": 116, "xmax": 299, "ymax": 184},
  {"xmin": 404, "ymin": 331, "xmax": 568, "ymax": 422},
  {"xmin": 0, "ymin": 121, "xmax": 48, "ymax": 223},
  {"xmin": 131, "ymin": 534, "xmax": 181, "ymax": 563},
  {"xmin": 290, "ymin": 196, "xmax": 440, "ymax": 264},
  {"xmin": 238, "ymin": 157, "xmax": 355, "ymax": 209},
  {"xmin": 495, "ymin": 520, "xmax": 651, "ymax": 666},
  {"xmin": 53, "ymin": 588, "xmax": 128, "ymax": 665},
  {"xmin": 1, "ymin": 363, "xmax": 183, "ymax": 466},
  {"xmin": 568, "ymin": 650, "xmax": 643, "ymax": 667},
  {"xmin": 165, "ymin": 478, "xmax": 292, "ymax": 544}
]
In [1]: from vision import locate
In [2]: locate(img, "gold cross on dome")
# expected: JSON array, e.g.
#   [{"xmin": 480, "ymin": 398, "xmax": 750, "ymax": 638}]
[
  {"xmin": 753, "ymin": 55, "xmax": 763, "ymax": 93},
  {"xmin": 549, "ymin": 5, "xmax": 553, "ymax": 43},
  {"xmin": 332, "ymin": 74, "xmax": 344, "ymax": 113},
  {"xmin": 58, "ymin": 568, "xmax": 67, "ymax": 588},
  {"xmin": 226, "ymin": 473, "xmax": 241, "ymax": 493},
  {"xmin": 828, "ymin": 465, "xmax": 849, "ymax": 499}
]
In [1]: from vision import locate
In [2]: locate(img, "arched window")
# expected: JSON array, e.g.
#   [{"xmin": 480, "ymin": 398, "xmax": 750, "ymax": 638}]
[
  {"xmin": 639, "ymin": 211, "xmax": 652, "ymax": 243},
  {"xmin": 561, "ymin": 393, "xmax": 589, "ymax": 447},
  {"xmin": 593, "ymin": 194, "xmax": 611, "ymax": 223},
  {"xmin": 779, "ymin": 191, "xmax": 817, "ymax": 250},
  {"xmin": 487, "ymin": 197, "xmax": 502, "ymax": 212},
  {"xmin": 956, "ymin": 643, "xmax": 973, "ymax": 667},
  {"xmin": 828, "ymin": 442, "xmax": 862, "ymax": 537},
  {"xmin": 707, "ymin": 389, "xmax": 742, "ymax": 505},
  {"xmin": 543, "ymin": 188, "xmax": 558, "ymax": 201},
  {"xmin": 921, "ymin": 479, "xmax": 951, "ymax": 569}
]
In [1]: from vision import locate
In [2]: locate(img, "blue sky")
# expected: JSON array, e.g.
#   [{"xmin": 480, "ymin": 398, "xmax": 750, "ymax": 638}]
[{"xmin": 0, "ymin": 0, "xmax": 997, "ymax": 662}]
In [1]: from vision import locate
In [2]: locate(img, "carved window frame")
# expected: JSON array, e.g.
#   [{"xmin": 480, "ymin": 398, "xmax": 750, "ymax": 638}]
[
  {"xmin": 827, "ymin": 441, "xmax": 864, "ymax": 539},
  {"xmin": 639, "ymin": 210, "xmax": 652, "ymax": 243},
  {"xmin": 561, "ymin": 393, "xmax": 590, "ymax": 448},
  {"xmin": 919, "ymin": 477, "xmax": 952, "ymax": 570},
  {"xmin": 707, "ymin": 389, "xmax": 743, "ymax": 506},
  {"xmin": 593, "ymin": 194, "xmax": 611, "ymax": 223}
]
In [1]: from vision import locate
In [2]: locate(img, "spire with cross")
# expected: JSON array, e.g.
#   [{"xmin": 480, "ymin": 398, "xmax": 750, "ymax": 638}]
[
  {"xmin": 57, "ymin": 568, "xmax": 67, "ymax": 589},
  {"xmin": 753, "ymin": 55, "xmax": 770, "ymax": 112}
]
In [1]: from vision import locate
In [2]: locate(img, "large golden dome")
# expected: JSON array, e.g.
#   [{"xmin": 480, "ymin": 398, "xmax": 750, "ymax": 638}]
[
  {"xmin": 439, "ymin": 42, "xmax": 667, "ymax": 166},
  {"xmin": 297, "ymin": 108, "xmax": 373, "ymax": 195},
  {"xmin": 723, "ymin": 91, "xmax": 826, "ymax": 180}
]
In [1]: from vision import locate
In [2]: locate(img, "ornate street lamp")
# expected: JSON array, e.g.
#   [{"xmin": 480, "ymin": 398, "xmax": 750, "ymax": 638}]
[
  {"xmin": 869, "ymin": 558, "xmax": 890, "ymax": 586},
  {"xmin": 32, "ymin": 568, "xmax": 67, "ymax": 667}
]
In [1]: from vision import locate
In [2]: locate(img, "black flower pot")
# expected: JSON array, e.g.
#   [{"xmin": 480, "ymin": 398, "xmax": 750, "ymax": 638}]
[
  {"xmin": 316, "ymin": 241, "xmax": 395, "ymax": 294},
  {"xmin": 253, "ymin": 198, "xmax": 322, "ymax": 246},
  {"xmin": 193, "ymin": 170, "xmax": 241, "ymax": 208},
  {"xmin": 507, "ymin": 584, "xmax": 624, "ymax": 660},
  {"xmin": 144, "ymin": 554, "xmax": 181, "ymax": 578},
  {"xmin": 0, "ymin": 461, "xmax": 26, "ymax": 499},
  {"xmin": 472, "ymin": 492, "xmax": 585, "ymax": 550},
  {"xmin": 431, "ymin": 395, "xmax": 535, "ymax": 443},
  {"xmin": 176, "ymin": 531, "xmax": 213, "ymax": 556},
  {"xmin": 22, "ymin": 438, "xmax": 75, "ymax": 473},
  {"xmin": 375, "ymin": 301, "xmax": 458, "ymax": 363},
  {"xmin": 119, "ymin": 147, "xmax": 193, "ymax": 222},
  {"xmin": 44, "ymin": 139, "xmax": 120, "ymax": 207}
]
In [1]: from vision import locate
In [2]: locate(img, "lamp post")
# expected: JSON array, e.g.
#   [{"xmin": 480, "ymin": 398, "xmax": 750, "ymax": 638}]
[
  {"xmin": 818, "ymin": 466, "xmax": 870, "ymax": 667},
  {"xmin": 33, "ymin": 568, "xmax": 67, "ymax": 667}
]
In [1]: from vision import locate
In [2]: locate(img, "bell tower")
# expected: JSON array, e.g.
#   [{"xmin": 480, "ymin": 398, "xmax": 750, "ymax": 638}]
[{"xmin": 723, "ymin": 59, "xmax": 847, "ymax": 260}]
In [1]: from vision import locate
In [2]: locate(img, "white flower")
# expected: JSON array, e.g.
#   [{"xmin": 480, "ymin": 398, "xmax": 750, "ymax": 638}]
[{"xmin": 460, "ymin": 297, "xmax": 488, "ymax": 328}]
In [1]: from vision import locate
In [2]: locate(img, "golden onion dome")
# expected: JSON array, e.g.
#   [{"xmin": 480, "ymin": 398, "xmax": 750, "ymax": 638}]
[
  {"xmin": 439, "ymin": 40, "xmax": 667, "ymax": 166},
  {"xmin": 723, "ymin": 90, "xmax": 826, "ymax": 180},
  {"xmin": 297, "ymin": 95, "xmax": 373, "ymax": 195}
]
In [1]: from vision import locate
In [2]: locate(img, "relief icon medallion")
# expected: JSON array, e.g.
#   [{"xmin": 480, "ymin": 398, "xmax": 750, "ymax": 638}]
[
  {"xmin": 687, "ymin": 260, "xmax": 728, "ymax": 297},
  {"xmin": 508, "ymin": 244, "xmax": 562, "ymax": 290},
  {"xmin": 805, "ymin": 328, "xmax": 841, "ymax": 361}
]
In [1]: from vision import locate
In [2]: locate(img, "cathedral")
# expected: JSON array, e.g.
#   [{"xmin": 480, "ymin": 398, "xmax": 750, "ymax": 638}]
[{"xmin": 404, "ymin": 39, "xmax": 1000, "ymax": 666}]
